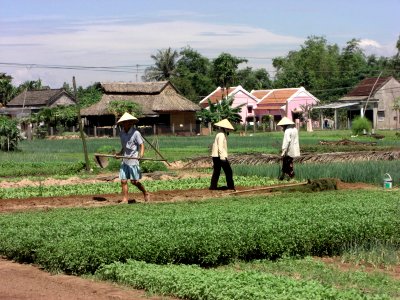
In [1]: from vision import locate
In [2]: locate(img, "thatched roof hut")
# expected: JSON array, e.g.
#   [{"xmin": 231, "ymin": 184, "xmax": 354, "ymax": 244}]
[{"xmin": 81, "ymin": 81, "xmax": 200, "ymax": 117}]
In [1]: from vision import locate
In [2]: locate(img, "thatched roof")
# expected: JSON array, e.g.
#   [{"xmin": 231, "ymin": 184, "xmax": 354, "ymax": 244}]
[
  {"xmin": 6, "ymin": 89, "xmax": 74, "ymax": 107},
  {"xmin": 101, "ymin": 81, "xmax": 169, "ymax": 94},
  {"xmin": 81, "ymin": 81, "xmax": 200, "ymax": 116}
]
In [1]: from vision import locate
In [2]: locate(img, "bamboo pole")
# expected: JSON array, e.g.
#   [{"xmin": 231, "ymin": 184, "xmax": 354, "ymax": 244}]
[{"xmin": 229, "ymin": 182, "xmax": 307, "ymax": 195}]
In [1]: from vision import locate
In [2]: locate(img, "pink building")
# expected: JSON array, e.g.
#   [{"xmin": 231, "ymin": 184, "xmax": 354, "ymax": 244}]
[
  {"xmin": 252, "ymin": 87, "xmax": 320, "ymax": 122},
  {"xmin": 199, "ymin": 86, "xmax": 259, "ymax": 124}
]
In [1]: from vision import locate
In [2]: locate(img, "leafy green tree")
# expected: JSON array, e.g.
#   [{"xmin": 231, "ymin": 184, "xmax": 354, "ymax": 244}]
[
  {"xmin": 17, "ymin": 79, "xmax": 43, "ymax": 92},
  {"xmin": 236, "ymin": 67, "xmax": 272, "ymax": 91},
  {"xmin": 197, "ymin": 96, "xmax": 244, "ymax": 125},
  {"xmin": 107, "ymin": 101, "xmax": 142, "ymax": 119},
  {"xmin": 211, "ymin": 53, "xmax": 247, "ymax": 88},
  {"xmin": 0, "ymin": 116, "xmax": 20, "ymax": 151},
  {"xmin": 35, "ymin": 105, "xmax": 78, "ymax": 129},
  {"xmin": 339, "ymin": 39, "xmax": 368, "ymax": 89},
  {"xmin": 143, "ymin": 47, "xmax": 180, "ymax": 81},
  {"xmin": 273, "ymin": 36, "xmax": 342, "ymax": 101},
  {"xmin": 0, "ymin": 73, "xmax": 16, "ymax": 106},
  {"xmin": 76, "ymin": 82, "xmax": 102, "ymax": 108},
  {"xmin": 172, "ymin": 46, "xmax": 214, "ymax": 103}
]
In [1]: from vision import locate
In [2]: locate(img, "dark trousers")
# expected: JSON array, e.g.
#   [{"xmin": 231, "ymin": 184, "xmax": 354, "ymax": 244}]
[
  {"xmin": 280, "ymin": 156, "xmax": 295, "ymax": 179},
  {"xmin": 210, "ymin": 157, "xmax": 235, "ymax": 190}
]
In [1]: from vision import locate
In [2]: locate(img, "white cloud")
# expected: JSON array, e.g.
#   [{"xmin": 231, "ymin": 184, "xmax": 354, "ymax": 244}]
[
  {"xmin": 0, "ymin": 19, "xmax": 304, "ymax": 87},
  {"xmin": 359, "ymin": 38, "xmax": 397, "ymax": 57}
]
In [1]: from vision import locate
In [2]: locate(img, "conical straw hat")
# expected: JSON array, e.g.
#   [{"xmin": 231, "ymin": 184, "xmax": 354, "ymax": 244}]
[
  {"xmin": 117, "ymin": 112, "xmax": 139, "ymax": 124},
  {"xmin": 277, "ymin": 117, "xmax": 294, "ymax": 126},
  {"xmin": 214, "ymin": 119, "xmax": 234, "ymax": 130}
]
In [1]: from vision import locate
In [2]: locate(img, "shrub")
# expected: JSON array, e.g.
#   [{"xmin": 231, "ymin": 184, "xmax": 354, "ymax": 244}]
[
  {"xmin": 140, "ymin": 160, "xmax": 168, "ymax": 173},
  {"xmin": 0, "ymin": 116, "xmax": 20, "ymax": 151},
  {"xmin": 351, "ymin": 117, "xmax": 371, "ymax": 135}
]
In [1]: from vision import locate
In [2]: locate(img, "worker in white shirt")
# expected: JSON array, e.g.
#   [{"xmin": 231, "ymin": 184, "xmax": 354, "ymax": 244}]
[
  {"xmin": 209, "ymin": 119, "xmax": 235, "ymax": 191},
  {"xmin": 277, "ymin": 117, "xmax": 300, "ymax": 180}
]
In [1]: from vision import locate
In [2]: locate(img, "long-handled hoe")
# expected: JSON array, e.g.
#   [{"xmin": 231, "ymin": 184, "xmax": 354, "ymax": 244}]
[{"xmin": 94, "ymin": 153, "xmax": 168, "ymax": 169}]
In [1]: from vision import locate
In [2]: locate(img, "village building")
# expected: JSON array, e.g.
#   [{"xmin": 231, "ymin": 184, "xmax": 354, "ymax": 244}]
[
  {"xmin": 338, "ymin": 76, "xmax": 400, "ymax": 130},
  {"xmin": 199, "ymin": 86, "xmax": 259, "ymax": 124},
  {"xmin": 313, "ymin": 76, "xmax": 400, "ymax": 130},
  {"xmin": 0, "ymin": 88, "xmax": 75, "ymax": 119},
  {"xmin": 251, "ymin": 87, "xmax": 320, "ymax": 128},
  {"xmin": 80, "ymin": 81, "xmax": 201, "ymax": 135}
]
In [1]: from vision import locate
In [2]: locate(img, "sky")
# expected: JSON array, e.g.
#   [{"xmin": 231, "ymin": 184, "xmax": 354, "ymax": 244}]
[{"xmin": 1, "ymin": 0, "xmax": 399, "ymax": 88}]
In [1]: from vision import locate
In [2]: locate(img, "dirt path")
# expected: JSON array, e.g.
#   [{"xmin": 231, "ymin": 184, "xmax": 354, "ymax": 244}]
[{"xmin": 0, "ymin": 258, "xmax": 174, "ymax": 300}]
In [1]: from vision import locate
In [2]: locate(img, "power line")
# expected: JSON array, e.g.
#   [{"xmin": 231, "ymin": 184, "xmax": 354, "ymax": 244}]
[{"xmin": 0, "ymin": 62, "xmax": 151, "ymax": 74}]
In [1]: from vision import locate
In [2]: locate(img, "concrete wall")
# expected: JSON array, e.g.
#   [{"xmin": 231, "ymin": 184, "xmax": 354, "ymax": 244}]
[
  {"xmin": 374, "ymin": 78, "xmax": 400, "ymax": 130},
  {"xmin": 231, "ymin": 91, "xmax": 258, "ymax": 123},
  {"xmin": 287, "ymin": 91, "xmax": 319, "ymax": 120}
]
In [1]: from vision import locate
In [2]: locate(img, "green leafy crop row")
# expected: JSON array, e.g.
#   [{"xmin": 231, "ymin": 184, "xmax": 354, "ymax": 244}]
[
  {"xmin": 0, "ymin": 176, "xmax": 279, "ymax": 199},
  {"xmin": 0, "ymin": 190, "xmax": 398, "ymax": 276},
  {"xmin": 95, "ymin": 259, "xmax": 387, "ymax": 300}
]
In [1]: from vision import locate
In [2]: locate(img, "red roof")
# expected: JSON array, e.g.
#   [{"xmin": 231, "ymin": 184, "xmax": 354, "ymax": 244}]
[
  {"xmin": 345, "ymin": 77, "xmax": 392, "ymax": 97},
  {"xmin": 251, "ymin": 90, "xmax": 271, "ymax": 99},
  {"xmin": 206, "ymin": 87, "xmax": 237, "ymax": 104},
  {"xmin": 257, "ymin": 88, "xmax": 299, "ymax": 105}
]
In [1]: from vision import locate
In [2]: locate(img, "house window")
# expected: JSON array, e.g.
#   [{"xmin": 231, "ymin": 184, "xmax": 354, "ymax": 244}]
[
  {"xmin": 378, "ymin": 111, "xmax": 385, "ymax": 122},
  {"xmin": 247, "ymin": 105, "xmax": 253, "ymax": 114},
  {"xmin": 394, "ymin": 116, "xmax": 398, "ymax": 121}
]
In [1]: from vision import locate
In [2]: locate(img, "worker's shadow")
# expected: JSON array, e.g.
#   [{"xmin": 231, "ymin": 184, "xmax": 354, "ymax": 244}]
[
  {"xmin": 92, "ymin": 196, "xmax": 107, "ymax": 202},
  {"xmin": 93, "ymin": 197, "xmax": 137, "ymax": 204}
]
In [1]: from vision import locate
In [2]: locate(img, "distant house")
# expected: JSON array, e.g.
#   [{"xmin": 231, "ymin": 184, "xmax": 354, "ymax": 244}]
[
  {"xmin": 80, "ymin": 81, "xmax": 201, "ymax": 134},
  {"xmin": 252, "ymin": 87, "xmax": 320, "ymax": 122},
  {"xmin": 336, "ymin": 76, "xmax": 400, "ymax": 130},
  {"xmin": 0, "ymin": 88, "xmax": 75, "ymax": 118},
  {"xmin": 199, "ymin": 86, "xmax": 259, "ymax": 124}
]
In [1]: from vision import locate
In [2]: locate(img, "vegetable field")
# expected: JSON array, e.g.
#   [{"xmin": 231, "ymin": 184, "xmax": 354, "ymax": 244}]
[{"xmin": 0, "ymin": 130, "xmax": 399, "ymax": 299}]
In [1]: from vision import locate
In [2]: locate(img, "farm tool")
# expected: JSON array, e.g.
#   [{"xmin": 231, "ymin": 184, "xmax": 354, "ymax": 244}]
[
  {"xmin": 228, "ymin": 178, "xmax": 338, "ymax": 195},
  {"xmin": 229, "ymin": 182, "xmax": 308, "ymax": 195},
  {"xmin": 94, "ymin": 153, "xmax": 168, "ymax": 169}
]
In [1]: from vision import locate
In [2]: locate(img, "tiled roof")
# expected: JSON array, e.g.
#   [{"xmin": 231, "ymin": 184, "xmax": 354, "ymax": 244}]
[
  {"xmin": 257, "ymin": 88, "xmax": 299, "ymax": 105},
  {"xmin": 206, "ymin": 87, "xmax": 236, "ymax": 104},
  {"xmin": 251, "ymin": 90, "xmax": 271, "ymax": 99},
  {"xmin": 345, "ymin": 77, "xmax": 392, "ymax": 97}
]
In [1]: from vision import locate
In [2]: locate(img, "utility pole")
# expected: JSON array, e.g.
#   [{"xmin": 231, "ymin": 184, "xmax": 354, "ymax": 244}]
[{"xmin": 73, "ymin": 76, "xmax": 91, "ymax": 171}]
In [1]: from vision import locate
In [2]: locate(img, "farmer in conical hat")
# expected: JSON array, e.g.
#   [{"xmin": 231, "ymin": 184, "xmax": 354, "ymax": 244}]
[
  {"xmin": 277, "ymin": 117, "xmax": 300, "ymax": 180},
  {"xmin": 209, "ymin": 119, "xmax": 236, "ymax": 191},
  {"xmin": 116, "ymin": 112, "xmax": 150, "ymax": 203}
]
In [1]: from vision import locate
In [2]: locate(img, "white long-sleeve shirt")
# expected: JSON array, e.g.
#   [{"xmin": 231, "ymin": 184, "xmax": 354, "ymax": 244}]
[
  {"xmin": 211, "ymin": 132, "xmax": 228, "ymax": 160},
  {"xmin": 282, "ymin": 127, "xmax": 300, "ymax": 158}
]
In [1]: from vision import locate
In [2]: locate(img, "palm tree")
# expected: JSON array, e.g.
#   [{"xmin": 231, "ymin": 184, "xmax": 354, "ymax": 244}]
[{"xmin": 143, "ymin": 48, "xmax": 180, "ymax": 81}]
